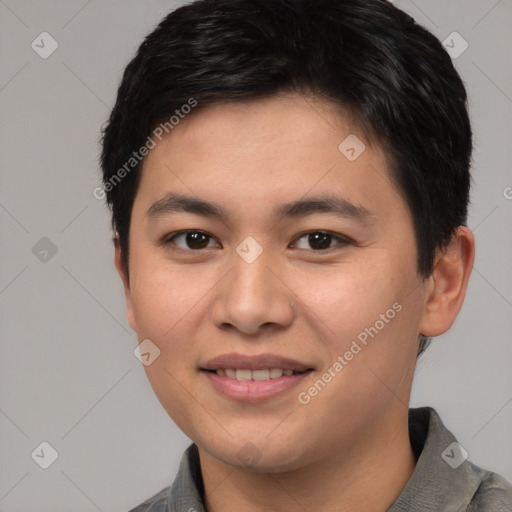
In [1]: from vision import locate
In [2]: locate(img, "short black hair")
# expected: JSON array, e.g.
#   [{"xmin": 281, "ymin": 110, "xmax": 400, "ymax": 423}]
[{"xmin": 100, "ymin": 0, "xmax": 473, "ymax": 356}]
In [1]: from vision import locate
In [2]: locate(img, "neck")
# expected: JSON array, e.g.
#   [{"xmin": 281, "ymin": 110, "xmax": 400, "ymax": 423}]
[{"xmin": 199, "ymin": 405, "xmax": 416, "ymax": 512}]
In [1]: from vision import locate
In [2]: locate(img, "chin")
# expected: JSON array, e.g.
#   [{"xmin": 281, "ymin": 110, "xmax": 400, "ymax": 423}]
[{"xmin": 198, "ymin": 434, "xmax": 312, "ymax": 474}]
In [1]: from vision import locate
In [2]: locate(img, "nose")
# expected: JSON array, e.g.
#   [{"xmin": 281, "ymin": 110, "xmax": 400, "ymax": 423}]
[{"xmin": 210, "ymin": 249, "xmax": 295, "ymax": 336}]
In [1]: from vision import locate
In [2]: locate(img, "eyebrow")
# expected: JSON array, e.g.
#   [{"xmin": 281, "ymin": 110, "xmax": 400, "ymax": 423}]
[{"xmin": 146, "ymin": 192, "xmax": 375, "ymax": 224}]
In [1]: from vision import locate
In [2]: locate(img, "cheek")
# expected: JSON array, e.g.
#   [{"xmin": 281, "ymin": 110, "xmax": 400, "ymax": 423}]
[
  {"xmin": 129, "ymin": 256, "xmax": 201, "ymax": 349},
  {"xmin": 129, "ymin": 262, "xmax": 204, "ymax": 425},
  {"xmin": 299, "ymin": 258, "xmax": 419, "ymax": 390},
  {"xmin": 296, "ymin": 260, "xmax": 399, "ymax": 338}
]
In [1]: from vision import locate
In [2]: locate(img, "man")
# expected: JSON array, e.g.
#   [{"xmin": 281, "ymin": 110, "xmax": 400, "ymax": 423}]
[{"xmin": 99, "ymin": 0, "xmax": 512, "ymax": 510}]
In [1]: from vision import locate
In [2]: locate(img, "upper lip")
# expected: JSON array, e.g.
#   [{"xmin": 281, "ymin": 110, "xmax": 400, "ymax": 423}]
[{"xmin": 201, "ymin": 353, "xmax": 313, "ymax": 372}]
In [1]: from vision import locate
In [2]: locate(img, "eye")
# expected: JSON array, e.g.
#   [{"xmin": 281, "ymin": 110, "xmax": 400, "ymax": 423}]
[
  {"xmin": 161, "ymin": 229, "xmax": 352, "ymax": 252},
  {"xmin": 162, "ymin": 230, "xmax": 220, "ymax": 250},
  {"xmin": 291, "ymin": 231, "xmax": 351, "ymax": 251}
]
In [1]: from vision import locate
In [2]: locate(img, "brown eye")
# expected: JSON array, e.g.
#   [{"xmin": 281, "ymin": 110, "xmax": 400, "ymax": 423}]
[
  {"xmin": 292, "ymin": 231, "xmax": 350, "ymax": 251},
  {"xmin": 164, "ymin": 231, "xmax": 219, "ymax": 250},
  {"xmin": 308, "ymin": 232, "xmax": 332, "ymax": 250}
]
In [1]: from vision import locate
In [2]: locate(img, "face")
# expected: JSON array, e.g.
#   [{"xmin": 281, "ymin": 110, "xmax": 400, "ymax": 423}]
[{"xmin": 118, "ymin": 94, "xmax": 432, "ymax": 472}]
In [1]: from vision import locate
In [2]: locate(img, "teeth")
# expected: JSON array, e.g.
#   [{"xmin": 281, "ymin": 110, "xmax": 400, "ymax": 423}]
[
  {"xmin": 252, "ymin": 369, "xmax": 270, "ymax": 381},
  {"xmin": 235, "ymin": 369, "xmax": 252, "ymax": 381},
  {"xmin": 269, "ymin": 368, "xmax": 283, "ymax": 378},
  {"xmin": 215, "ymin": 368, "xmax": 301, "ymax": 380}
]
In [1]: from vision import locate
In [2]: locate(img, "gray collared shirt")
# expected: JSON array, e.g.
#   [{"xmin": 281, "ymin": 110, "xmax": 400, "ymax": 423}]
[{"xmin": 128, "ymin": 407, "xmax": 512, "ymax": 511}]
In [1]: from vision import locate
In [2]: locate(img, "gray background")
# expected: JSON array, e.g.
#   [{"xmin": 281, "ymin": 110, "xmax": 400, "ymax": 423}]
[{"xmin": 0, "ymin": 0, "xmax": 511, "ymax": 511}]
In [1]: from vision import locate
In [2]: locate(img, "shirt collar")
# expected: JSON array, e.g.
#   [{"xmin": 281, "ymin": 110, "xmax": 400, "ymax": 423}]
[
  {"xmin": 389, "ymin": 407, "xmax": 482, "ymax": 511},
  {"xmin": 167, "ymin": 443, "xmax": 205, "ymax": 512}
]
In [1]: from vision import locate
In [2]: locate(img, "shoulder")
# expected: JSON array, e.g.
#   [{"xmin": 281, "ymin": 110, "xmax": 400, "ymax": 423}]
[
  {"xmin": 467, "ymin": 463, "xmax": 512, "ymax": 511},
  {"xmin": 127, "ymin": 486, "xmax": 170, "ymax": 512}
]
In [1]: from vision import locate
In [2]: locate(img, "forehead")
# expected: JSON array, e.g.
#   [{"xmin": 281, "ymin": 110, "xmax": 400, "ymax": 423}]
[
  {"xmin": 148, "ymin": 94, "xmax": 371, "ymax": 163},
  {"xmin": 134, "ymin": 94, "xmax": 405, "ymax": 225}
]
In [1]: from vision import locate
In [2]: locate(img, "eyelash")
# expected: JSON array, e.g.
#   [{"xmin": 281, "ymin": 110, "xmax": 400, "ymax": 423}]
[{"xmin": 160, "ymin": 230, "xmax": 353, "ymax": 253}]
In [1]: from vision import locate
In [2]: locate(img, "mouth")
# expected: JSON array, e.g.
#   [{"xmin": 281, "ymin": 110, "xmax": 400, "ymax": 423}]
[
  {"xmin": 203, "ymin": 368, "xmax": 311, "ymax": 380},
  {"xmin": 200, "ymin": 353, "xmax": 315, "ymax": 402}
]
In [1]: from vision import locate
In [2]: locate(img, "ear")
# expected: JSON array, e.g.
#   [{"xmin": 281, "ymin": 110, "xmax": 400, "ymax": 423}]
[
  {"xmin": 419, "ymin": 226, "xmax": 475, "ymax": 337},
  {"xmin": 114, "ymin": 234, "xmax": 138, "ymax": 332}
]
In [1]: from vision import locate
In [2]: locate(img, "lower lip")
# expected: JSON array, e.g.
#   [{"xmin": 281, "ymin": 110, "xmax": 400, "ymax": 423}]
[{"xmin": 201, "ymin": 370, "xmax": 312, "ymax": 403}]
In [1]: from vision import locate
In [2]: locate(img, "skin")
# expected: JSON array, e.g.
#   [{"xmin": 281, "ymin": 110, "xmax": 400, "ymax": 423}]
[{"xmin": 115, "ymin": 93, "xmax": 475, "ymax": 512}]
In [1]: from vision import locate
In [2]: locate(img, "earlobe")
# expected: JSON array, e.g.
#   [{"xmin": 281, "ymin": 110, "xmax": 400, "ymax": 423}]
[
  {"xmin": 419, "ymin": 226, "xmax": 475, "ymax": 337},
  {"xmin": 113, "ymin": 234, "xmax": 138, "ymax": 332}
]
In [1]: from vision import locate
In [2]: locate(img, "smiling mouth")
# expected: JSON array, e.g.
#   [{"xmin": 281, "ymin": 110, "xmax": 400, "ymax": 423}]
[{"xmin": 203, "ymin": 368, "xmax": 313, "ymax": 380}]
